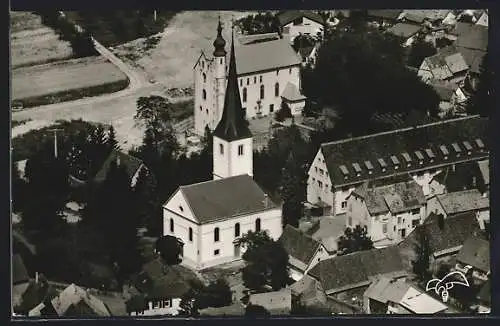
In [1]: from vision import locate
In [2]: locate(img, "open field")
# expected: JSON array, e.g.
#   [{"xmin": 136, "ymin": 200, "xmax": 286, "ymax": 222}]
[
  {"xmin": 12, "ymin": 56, "xmax": 129, "ymax": 106},
  {"xmin": 10, "ymin": 11, "xmax": 73, "ymax": 68}
]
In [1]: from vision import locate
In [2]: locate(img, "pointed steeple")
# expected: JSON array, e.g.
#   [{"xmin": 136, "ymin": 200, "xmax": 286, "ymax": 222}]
[
  {"xmin": 213, "ymin": 17, "xmax": 227, "ymax": 57},
  {"xmin": 213, "ymin": 30, "xmax": 252, "ymax": 141}
]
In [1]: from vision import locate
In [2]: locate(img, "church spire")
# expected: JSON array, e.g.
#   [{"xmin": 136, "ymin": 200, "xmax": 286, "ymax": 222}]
[
  {"xmin": 213, "ymin": 17, "xmax": 226, "ymax": 57},
  {"xmin": 213, "ymin": 30, "xmax": 252, "ymax": 141}
]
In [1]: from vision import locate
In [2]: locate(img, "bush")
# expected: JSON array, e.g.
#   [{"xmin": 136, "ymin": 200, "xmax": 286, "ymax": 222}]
[{"xmin": 274, "ymin": 102, "xmax": 292, "ymax": 122}]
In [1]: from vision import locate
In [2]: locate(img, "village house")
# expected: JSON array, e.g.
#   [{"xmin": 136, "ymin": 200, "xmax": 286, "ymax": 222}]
[
  {"xmin": 289, "ymin": 274, "xmax": 328, "ymax": 311},
  {"xmin": 398, "ymin": 211, "xmax": 481, "ymax": 273},
  {"xmin": 429, "ymin": 81, "xmax": 459, "ymax": 117},
  {"xmin": 387, "ymin": 23, "xmax": 422, "ymax": 47},
  {"xmin": 248, "ymin": 288, "xmax": 292, "ymax": 315},
  {"xmin": 126, "ymin": 259, "xmax": 193, "ymax": 316},
  {"xmin": 193, "ymin": 19, "xmax": 304, "ymax": 135},
  {"xmin": 164, "ymin": 32, "xmax": 283, "ymax": 271},
  {"xmin": 305, "ymin": 216, "xmax": 346, "ymax": 254},
  {"xmin": 307, "ymin": 246, "xmax": 408, "ymax": 308},
  {"xmin": 418, "ymin": 46, "xmax": 470, "ymax": 84},
  {"xmin": 426, "ymin": 189, "xmax": 489, "ymax": 222},
  {"xmin": 346, "ymin": 180, "xmax": 426, "ymax": 247},
  {"xmin": 306, "ymin": 116, "xmax": 488, "ymax": 216},
  {"xmin": 454, "ymin": 236, "xmax": 490, "ymax": 285},
  {"xmin": 94, "ymin": 149, "xmax": 147, "ymax": 187},
  {"xmin": 278, "ymin": 225, "xmax": 331, "ymax": 281},
  {"xmin": 363, "ymin": 277, "xmax": 448, "ymax": 314},
  {"xmin": 275, "ymin": 11, "xmax": 325, "ymax": 43}
]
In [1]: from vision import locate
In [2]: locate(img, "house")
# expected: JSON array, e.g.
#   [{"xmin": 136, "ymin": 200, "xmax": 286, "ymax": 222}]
[
  {"xmin": 306, "ymin": 116, "xmax": 488, "ymax": 216},
  {"xmin": 94, "ymin": 149, "xmax": 147, "ymax": 187},
  {"xmin": 281, "ymin": 82, "xmax": 307, "ymax": 115},
  {"xmin": 429, "ymin": 81, "xmax": 458, "ymax": 117},
  {"xmin": 276, "ymin": 11, "xmax": 325, "ymax": 42},
  {"xmin": 418, "ymin": 46, "xmax": 470, "ymax": 84},
  {"xmin": 454, "ymin": 236, "xmax": 490, "ymax": 284},
  {"xmin": 346, "ymin": 180, "xmax": 426, "ymax": 247},
  {"xmin": 398, "ymin": 211, "xmax": 481, "ymax": 273},
  {"xmin": 278, "ymin": 225, "xmax": 330, "ymax": 281},
  {"xmin": 248, "ymin": 288, "xmax": 292, "ymax": 315},
  {"xmin": 307, "ymin": 246, "xmax": 408, "ymax": 304},
  {"xmin": 305, "ymin": 216, "xmax": 345, "ymax": 254},
  {"xmin": 363, "ymin": 277, "xmax": 448, "ymax": 314},
  {"xmin": 475, "ymin": 279, "xmax": 490, "ymax": 313},
  {"xmin": 387, "ymin": 23, "xmax": 422, "ymax": 47},
  {"xmin": 366, "ymin": 10, "xmax": 403, "ymax": 26},
  {"xmin": 126, "ymin": 259, "xmax": 195, "ymax": 316},
  {"xmin": 193, "ymin": 19, "xmax": 304, "ymax": 135},
  {"xmin": 199, "ymin": 303, "xmax": 246, "ymax": 316},
  {"xmin": 289, "ymin": 274, "xmax": 328, "ymax": 308},
  {"xmin": 426, "ymin": 189, "xmax": 489, "ymax": 222},
  {"xmin": 429, "ymin": 159, "xmax": 489, "ymax": 196},
  {"xmin": 452, "ymin": 22, "xmax": 488, "ymax": 52},
  {"xmin": 30, "ymin": 284, "xmax": 111, "ymax": 317},
  {"xmin": 166, "ymin": 33, "xmax": 283, "ymax": 271}
]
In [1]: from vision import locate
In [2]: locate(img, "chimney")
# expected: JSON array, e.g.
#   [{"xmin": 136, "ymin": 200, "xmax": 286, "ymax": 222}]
[
  {"xmin": 263, "ymin": 194, "xmax": 269, "ymax": 207},
  {"xmin": 35, "ymin": 272, "xmax": 39, "ymax": 284}
]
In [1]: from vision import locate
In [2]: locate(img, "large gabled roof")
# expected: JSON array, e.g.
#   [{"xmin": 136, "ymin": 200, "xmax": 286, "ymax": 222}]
[
  {"xmin": 456, "ymin": 236, "xmax": 490, "ymax": 272},
  {"xmin": 436, "ymin": 189, "xmax": 489, "ymax": 215},
  {"xmin": 279, "ymin": 225, "xmax": 322, "ymax": 270},
  {"xmin": 454, "ymin": 22, "xmax": 488, "ymax": 51}
]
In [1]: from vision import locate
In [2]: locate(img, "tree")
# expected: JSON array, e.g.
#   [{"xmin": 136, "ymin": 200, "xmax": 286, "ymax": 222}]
[
  {"xmin": 412, "ymin": 226, "xmax": 431, "ymax": 282},
  {"xmin": 435, "ymin": 37, "xmax": 453, "ymax": 49},
  {"xmin": 107, "ymin": 125, "xmax": 119, "ymax": 150},
  {"xmin": 133, "ymin": 167, "xmax": 161, "ymax": 233},
  {"xmin": 245, "ymin": 304, "xmax": 271, "ymax": 317},
  {"xmin": 135, "ymin": 96, "xmax": 177, "ymax": 150},
  {"xmin": 198, "ymin": 278, "xmax": 232, "ymax": 309},
  {"xmin": 155, "ymin": 235, "xmax": 184, "ymax": 265},
  {"xmin": 292, "ymin": 33, "xmax": 316, "ymax": 52},
  {"xmin": 280, "ymin": 149, "xmax": 307, "ymax": 228},
  {"xmin": 337, "ymin": 225, "xmax": 374, "ymax": 255},
  {"xmin": 274, "ymin": 102, "xmax": 292, "ymax": 122},
  {"xmin": 467, "ymin": 53, "xmax": 491, "ymax": 117},
  {"xmin": 407, "ymin": 37, "xmax": 437, "ymax": 68},
  {"xmin": 237, "ymin": 231, "xmax": 290, "ymax": 291}
]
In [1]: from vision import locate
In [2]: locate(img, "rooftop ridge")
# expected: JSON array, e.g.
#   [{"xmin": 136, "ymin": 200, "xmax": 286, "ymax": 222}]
[
  {"xmin": 180, "ymin": 174, "xmax": 251, "ymax": 190},
  {"xmin": 320, "ymin": 115, "xmax": 482, "ymax": 148}
]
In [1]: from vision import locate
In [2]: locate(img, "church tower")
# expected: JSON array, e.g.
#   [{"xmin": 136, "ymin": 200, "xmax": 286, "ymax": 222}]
[
  {"xmin": 213, "ymin": 30, "xmax": 253, "ymax": 180},
  {"xmin": 213, "ymin": 18, "xmax": 227, "ymax": 125}
]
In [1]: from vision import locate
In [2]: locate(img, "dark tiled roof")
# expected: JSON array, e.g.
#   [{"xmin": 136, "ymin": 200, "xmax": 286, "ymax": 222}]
[
  {"xmin": 13, "ymin": 254, "xmax": 29, "ymax": 285},
  {"xmin": 387, "ymin": 23, "xmax": 421, "ymax": 39},
  {"xmin": 454, "ymin": 22, "xmax": 488, "ymax": 51},
  {"xmin": 367, "ymin": 10, "xmax": 403, "ymax": 20},
  {"xmin": 320, "ymin": 116, "xmax": 488, "ymax": 188},
  {"xmin": 430, "ymin": 82, "xmax": 456, "ymax": 101},
  {"xmin": 456, "ymin": 236, "xmax": 490, "ymax": 272},
  {"xmin": 279, "ymin": 225, "xmax": 321, "ymax": 268},
  {"xmin": 308, "ymin": 246, "xmax": 406, "ymax": 293},
  {"xmin": 177, "ymin": 175, "xmax": 277, "ymax": 224},
  {"xmin": 94, "ymin": 149, "xmax": 143, "ymax": 183},
  {"xmin": 276, "ymin": 11, "xmax": 324, "ymax": 26},
  {"xmin": 436, "ymin": 189, "xmax": 489, "ymax": 215},
  {"xmin": 457, "ymin": 47, "xmax": 486, "ymax": 74}
]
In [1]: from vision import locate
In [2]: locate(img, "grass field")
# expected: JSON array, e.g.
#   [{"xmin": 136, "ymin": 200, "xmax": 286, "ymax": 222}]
[
  {"xmin": 10, "ymin": 11, "xmax": 73, "ymax": 68},
  {"xmin": 12, "ymin": 56, "xmax": 129, "ymax": 103}
]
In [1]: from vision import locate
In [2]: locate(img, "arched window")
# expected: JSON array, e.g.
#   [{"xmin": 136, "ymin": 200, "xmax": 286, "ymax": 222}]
[
  {"xmin": 255, "ymin": 218, "xmax": 261, "ymax": 232},
  {"xmin": 189, "ymin": 227, "xmax": 193, "ymax": 242},
  {"xmin": 235, "ymin": 223, "xmax": 240, "ymax": 237},
  {"xmin": 170, "ymin": 218, "xmax": 174, "ymax": 233},
  {"xmin": 260, "ymin": 85, "xmax": 265, "ymax": 99},
  {"xmin": 219, "ymin": 143, "xmax": 224, "ymax": 155},
  {"xmin": 214, "ymin": 227, "xmax": 220, "ymax": 242},
  {"xmin": 203, "ymin": 73, "xmax": 206, "ymax": 83},
  {"xmin": 274, "ymin": 82, "xmax": 279, "ymax": 97},
  {"xmin": 242, "ymin": 88, "xmax": 247, "ymax": 102},
  {"xmin": 202, "ymin": 89, "xmax": 206, "ymax": 100}
]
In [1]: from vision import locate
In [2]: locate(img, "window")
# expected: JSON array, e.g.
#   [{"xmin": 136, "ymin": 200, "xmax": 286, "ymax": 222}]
[
  {"xmin": 412, "ymin": 219, "xmax": 420, "ymax": 227},
  {"xmin": 255, "ymin": 218, "xmax": 261, "ymax": 232},
  {"xmin": 274, "ymin": 83, "xmax": 280, "ymax": 97},
  {"xmin": 411, "ymin": 208, "xmax": 420, "ymax": 215},
  {"xmin": 240, "ymin": 79, "xmax": 242, "ymax": 86},
  {"xmin": 189, "ymin": 227, "xmax": 193, "ymax": 242},
  {"xmin": 242, "ymin": 88, "xmax": 247, "ymax": 102},
  {"xmin": 318, "ymin": 180, "xmax": 322, "ymax": 188},
  {"xmin": 341, "ymin": 201, "xmax": 347, "ymax": 209},
  {"xmin": 247, "ymin": 78, "xmax": 249, "ymax": 85},
  {"xmin": 200, "ymin": 106, "xmax": 202, "ymax": 111},
  {"xmin": 383, "ymin": 223, "xmax": 388, "ymax": 233},
  {"xmin": 348, "ymin": 216, "xmax": 352, "ymax": 226},
  {"xmin": 170, "ymin": 218, "xmax": 174, "ymax": 232},
  {"xmin": 220, "ymin": 58, "xmax": 223, "ymax": 64},
  {"xmin": 214, "ymin": 249, "xmax": 220, "ymax": 256},
  {"xmin": 214, "ymin": 227, "xmax": 220, "ymax": 242},
  {"xmin": 289, "ymin": 68, "xmax": 292, "ymax": 74},
  {"xmin": 315, "ymin": 167, "xmax": 318, "ymax": 172},
  {"xmin": 254, "ymin": 76, "xmax": 257, "ymax": 83},
  {"xmin": 219, "ymin": 143, "xmax": 224, "ymax": 154},
  {"xmin": 179, "ymin": 205, "xmax": 184, "ymax": 212},
  {"xmin": 203, "ymin": 73, "xmax": 206, "ymax": 83},
  {"xmin": 202, "ymin": 89, "xmax": 206, "ymax": 100},
  {"xmin": 260, "ymin": 85, "xmax": 265, "ymax": 99},
  {"xmin": 238, "ymin": 144, "xmax": 244, "ymax": 156},
  {"xmin": 235, "ymin": 223, "xmax": 240, "ymax": 237},
  {"xmin": 206, "ymin": 109, "xmax": 208, "ymax": 114},
  {"xmin": 401, "ymin": 229, "xmax": 406, "ymax": 237},
  {"xmin": 319, "ymin": 169, "xmax": 324, "ymax": 175},
  {"xmin": 397, "ymin": 217, "xmax": 401, "ymax": 224},
  {"xmin": 260, "ymin": 75, "xmax": 263, "ymax": 83},
  {"xmin": 269, "ymin": 104, "xmax": 274, "ymax": 112},
  {"xmin": 201, "ymin": 61, "xmax": 204, "ymax": 69}
]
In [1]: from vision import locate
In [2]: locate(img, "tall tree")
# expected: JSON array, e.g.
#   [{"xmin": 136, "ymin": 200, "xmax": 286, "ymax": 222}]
[
  {"xmin": 407, "ymin": 37, "xmax": 437, "ymax": 68},
  {"xmin": 155, "ymin": 235, "xmax": 184, "ymax": 265},
  {"xmin": 107, "ymin": 125, "xmax": 119, "ymax": 150},
  {"xmin": 280, "ymin": 149, "xmax": 307, "ymax": 228},
  {"xmin": 467, "ymin": 53, "xmax": 491, "ymax": 117},
  {"xmin": 135, "ymin": 96, "xmax": 177, "ymax": 149},
  {"xmin": 133, "ymin": 167, "xmax": 161, "ymax": 233},
  {"xmin": 337, "ymin": 225, "xmax": 374, "ymax": 255},
  {"xmin": 412, "ymin": 226, "xmax": 431, "ymax": 282}
]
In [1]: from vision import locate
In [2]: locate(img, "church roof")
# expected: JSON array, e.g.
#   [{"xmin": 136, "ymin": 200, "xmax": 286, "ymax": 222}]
[
  {"xmin": 179, "ymin": 175, "xmax": 278, "ymax": 224},
  {"xmin": 213, "ymin": 32, "xmax": 253, "ymax": 141}
]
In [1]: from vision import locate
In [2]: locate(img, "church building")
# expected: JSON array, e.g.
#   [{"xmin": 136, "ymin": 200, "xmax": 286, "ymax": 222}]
[
  {"xmin": 164, "ymin": 30, "xmax": 283, "ymax": 271},
  {"xmin": 193, "ymin": 19, "xmax": 305, "ymax": 135}
]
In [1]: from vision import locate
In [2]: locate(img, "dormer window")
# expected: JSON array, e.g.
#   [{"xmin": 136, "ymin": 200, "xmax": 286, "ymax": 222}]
[
  {"xmin": 440, "ymin": 145, "xmax": 449, "ymax": 160},
  {"xmin": 352, "ymin": 163, "xmax": 362, "ymax": 177},
  {"xmin": 425, "ymin": 149, "xmax": 435, "ymax": 163},
  {"xmin": 452, "ymin": 142, "xmax": 462, "ymax": 157},
  {"xmin": 378, "ymin": 158, "xmax": 387, "ymax": 172},
  {"xmin": 415, "ymin": 151, "xmax": 424, "ymax": 165},
  {"xmin": 390, "ymin": 156, "xmax": 400, "ymax": 169},
  {"xmin": 463, "ymin": 141, "xmax": 473, "ymax": 155},
  {"xmin": 402, "ymin": 152, "xmax": 412, "ymax": 167}
]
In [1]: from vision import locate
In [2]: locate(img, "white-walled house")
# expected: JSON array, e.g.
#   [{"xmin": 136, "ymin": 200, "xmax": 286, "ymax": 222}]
[
  {"xmin": 276, "ymin": 11, "xmax": 325, "ymax": 43},
  {"xmin": 306, "ymin": 116, "xmax": 488, "ymax": 217},
  {"xmin": 193, "ymin": 20, "xmax": 303, "ymax": 135},
  {"xmin": 346, "ymin": 181, "xmax": 426, "ymax": 247}
]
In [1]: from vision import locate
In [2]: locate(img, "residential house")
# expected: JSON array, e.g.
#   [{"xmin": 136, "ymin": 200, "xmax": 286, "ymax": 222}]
[
  {"xmin": 248, "ymin": 288, "xmax": 292, "ymax": 315},
  {"xmin": 289, "ymin": 274, "xmax": 328, "ymax": 309},
  {"xmin": 305, "ymin": 216, "xmax": 346, "ymax": 254},
  {"xmin": 276, "ymin": 11, "xmax": 325, "ymax": 43},
  {"xmin": 398, "ymin": 211, "xmax": 481, "ymax": 273},
  {"xmin": 29, "ymin": 283, "xmax": 111, "ymax": 317},
  {"xmin": 426, "ymin": 190, "xmax": 489, "ymax": 226},
  {"xmin": 429, "ymin": 81, "xmax": 458, "ymax": 117},
  {"xmin": 454, "ymin": 236, "xmax": 490, "ymax": 284},
  {"xmin": 126, "ymin": 259, "xmax": 195, "ymax": 316},
  {"xmin": 199, "ymin": 303, "xmax": 246, "ymax": 316},
  {"xmin": 366, "ymin": 10, "xmax": 403, "ymax": 26},
  {"xmin": 475, "ymin": 279, "xmax": 490, "ymax": 314},
  {"xmin": 194, "ymin": 20, "xmax": 303, "ymax": 135},
  {"xmin": 346, "ymin": 180, "xmax": 426, "ymax": 247},
  {"xmin": 94, "ymin": 149, "xmax": 147, "ymax": 187},
  {"xmin": 387, "ymin": 23, "xmax": 422, "ymax": 47},
  {"xmin": 306, "ymin": 116, "xmax": 488, "ymax": 216},
  {"xmin": 418, "ymin": 46, "xmax": 470, "ymax": 84},
  {"xmin": 428, "ymin": 159, "xmax": 489, "ymax": 196},
  {"xmin": 363, "ymin": 277, "xmax": 448, "ymax": 314},
  {"xmin": 278, "ymin": 225, "xmax": 330, "ymax": 281},
  {"xmin": 307, "ymin": 246, "xmax": 408, "ymax": 307}
]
